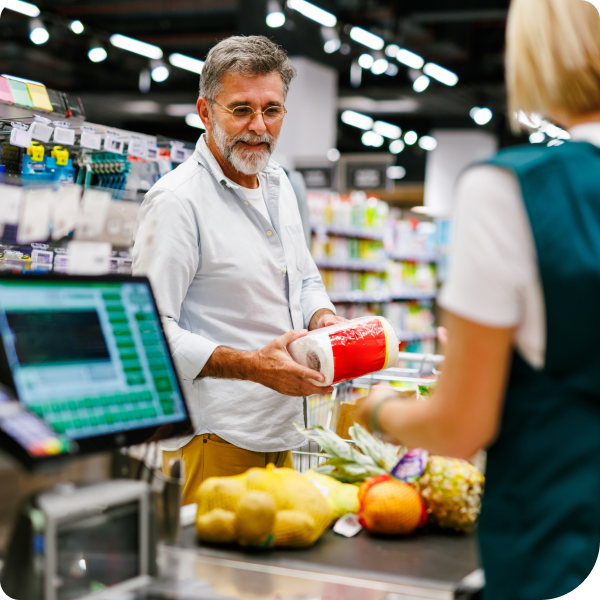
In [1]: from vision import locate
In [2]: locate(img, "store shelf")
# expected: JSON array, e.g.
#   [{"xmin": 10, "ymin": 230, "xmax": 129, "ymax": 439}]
[
  {"xmin": 311, "ymin": 224, "xmax": 385, "ymax": 241},
  {"xmin": 391, "ymin": 291, "xmax": 437, "ymax": 300},
  {"xmin": 328, "ymin": 291, "xmax": 391, "ymax": 303},
  {"xmin": 389, "ymin": 252, "xmax": 438, "ymax": 263},
  {"xmin": 397, "ymin": 330, "xmax": 437, "ymax": 341},
  {"xmin": 315, "ymin": 259, "xmax": 388, "ymax": 271}
]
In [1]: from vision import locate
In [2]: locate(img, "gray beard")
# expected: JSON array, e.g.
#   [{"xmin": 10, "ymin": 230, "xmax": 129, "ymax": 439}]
[{"xmin": 211, "ymin": 117, "xmax": 278, "ymax": 175}]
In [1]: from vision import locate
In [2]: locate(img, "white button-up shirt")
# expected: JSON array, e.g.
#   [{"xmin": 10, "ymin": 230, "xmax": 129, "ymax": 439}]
[{"xmin": 132, "ymin": 134, "xmax": 335, "ymax": 452}]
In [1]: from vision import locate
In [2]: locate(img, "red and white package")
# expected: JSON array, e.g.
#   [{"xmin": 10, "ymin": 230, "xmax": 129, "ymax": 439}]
[{"xmin": 288, "ymin": 316, "xmax": 399, "ymax": 386}]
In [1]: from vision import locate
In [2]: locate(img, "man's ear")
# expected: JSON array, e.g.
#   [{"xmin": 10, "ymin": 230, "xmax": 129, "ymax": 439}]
[{"xmin": 197, "ymin": 97, "xmax": 212, "ymax": 133}]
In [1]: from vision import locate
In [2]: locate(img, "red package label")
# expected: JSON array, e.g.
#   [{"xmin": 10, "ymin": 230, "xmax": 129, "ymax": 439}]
[{"xmin": 330, "ymin": 317, "xmax": 388, "ymax": 383}]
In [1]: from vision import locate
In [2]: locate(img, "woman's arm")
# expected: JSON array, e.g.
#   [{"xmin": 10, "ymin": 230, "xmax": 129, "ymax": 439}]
[{"xmin": 358, "ymin": 311, "xmax": 515, "ymax": 459}]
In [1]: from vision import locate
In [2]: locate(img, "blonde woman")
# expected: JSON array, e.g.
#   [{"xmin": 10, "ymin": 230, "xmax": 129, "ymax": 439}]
[{"xmin": 359, "ymin": 0, "xmax": 600, "ymax": 597}]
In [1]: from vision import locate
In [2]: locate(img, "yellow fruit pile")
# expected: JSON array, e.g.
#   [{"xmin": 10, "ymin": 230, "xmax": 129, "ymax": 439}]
[
  {"xmin": 196, "ymin": 465, "xmax": 332, "ymax": 547},
  {"xmin": 358, "ymin": 474, "xmax": 427, "ymax": 535}
]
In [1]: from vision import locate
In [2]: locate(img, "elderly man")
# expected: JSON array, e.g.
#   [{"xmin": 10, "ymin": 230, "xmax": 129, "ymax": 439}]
[{"xmin": 132, "ymin": 35, "xmax": 344, "ymax": 504}]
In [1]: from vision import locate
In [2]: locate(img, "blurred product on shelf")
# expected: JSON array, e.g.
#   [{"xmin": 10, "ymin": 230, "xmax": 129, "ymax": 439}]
[{"xmin": 308, "ymin": 190, "xmax": 389, "ymax": 233}]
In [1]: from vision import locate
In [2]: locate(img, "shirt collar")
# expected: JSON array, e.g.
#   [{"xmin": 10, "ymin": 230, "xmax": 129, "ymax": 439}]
[
  {"xmin": 193, "ymin": 133, "xmax": 282, "ymax": 189},
  {"xmin": 568, "ymin": 122, "xmax": 600, "ymax": 147}
]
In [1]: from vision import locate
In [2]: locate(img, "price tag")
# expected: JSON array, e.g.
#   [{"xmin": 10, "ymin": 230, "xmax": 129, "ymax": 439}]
[
  {"xmin": 67, "ymin": 241, "xmax": 111, "ymax": 275},
  {"xmin": 171, "ymin": 146, "xmax": 187, "ymax": 163},
  {"xmin": 17, "ymin": 188, "xmax": 53, "ymax": 243},
  {"xmin": 80, "ymin": 126, "xmax": 101, "ymax": 150},
  {"xmin": 10, "ymin": 125, "xmax": 32, "ymax": 148},
  {"xmin": 144, "ymin": 142, "xmax": 159, "ymax": 161},
  {"xmin": 104, "ymin": 135, "xmax": 125, "ymax": 154},
  {"xmin": 52, "ymin": 184, "xmax": 82, "ymax": 240},
  {"xmin": 30, "ymin": 121, "xmax": 53, "ymax": 143},
  {"xmin": 75, "ymin": 189, "xmax": 111, "ymax": 240},
  {"xmin": 128, "ymin": 136, "xmax": 147, "ymax": 158},
  {"xmin": 53, "ymin": 122, "xmax": 75, "ymax": 146},
  {"xmin": 0, "ymin": 184, "xmax": 23, "ymax": 224},
  {"xmin": 333, "ymin": 513, "xmax": 363, "ymax": 538}
]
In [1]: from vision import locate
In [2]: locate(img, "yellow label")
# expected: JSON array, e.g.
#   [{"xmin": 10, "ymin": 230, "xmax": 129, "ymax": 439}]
[
  {"xmin": 27, "ymin": 83, "xmax": 53, "ymax": 112},
  {"xmin": 377, "ymin": 316, "xmax": 389, "ymax": 369}
]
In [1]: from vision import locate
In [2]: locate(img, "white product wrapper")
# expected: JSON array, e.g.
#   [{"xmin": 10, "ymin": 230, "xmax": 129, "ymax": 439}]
[{"xmin": 288, "ymin": 316, "xmax": 399, "ymax": 386}]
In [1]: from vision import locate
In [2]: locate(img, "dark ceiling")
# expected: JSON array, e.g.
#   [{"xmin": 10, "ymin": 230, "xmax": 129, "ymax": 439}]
[{"xmin": 0, "ymin": 0, "xmax": 522, "ymax": 172}]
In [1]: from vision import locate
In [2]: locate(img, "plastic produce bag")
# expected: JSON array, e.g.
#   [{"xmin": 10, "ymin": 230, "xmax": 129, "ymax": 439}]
[{"xmin": 289, "ymin": 316, "xmax": 399, "ymax": 386}]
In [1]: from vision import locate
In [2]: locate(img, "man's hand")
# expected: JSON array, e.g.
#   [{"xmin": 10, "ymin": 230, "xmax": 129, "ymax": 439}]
[
  {"xmin": 199, "ymin": 329, "xmax": 333, "ymax": 397},
  {"xmin": 308, "ymin": 308, "xmax": 348, "ymax": 331}
]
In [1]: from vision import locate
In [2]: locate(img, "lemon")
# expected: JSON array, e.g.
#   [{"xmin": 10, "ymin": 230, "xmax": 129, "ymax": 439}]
[
  {"xmin": 197, "ymin": 475, "xmax": 246, "ymax": 516},
  {"xmin": 274, "ymin": 510, "xmax": 317, "ymax": 547},
  {"xmin": 235, "ymin": 490, "xmax": 277, "ymax": 545},
  {"xmin": 196, "ymin": 508, "xmax": 236, "ymax": 543}
]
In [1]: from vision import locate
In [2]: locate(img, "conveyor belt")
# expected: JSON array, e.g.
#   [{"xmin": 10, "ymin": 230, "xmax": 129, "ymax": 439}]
[{"xmin": 170, "ymin": 525, "xmax": 483, "ymax": 599}]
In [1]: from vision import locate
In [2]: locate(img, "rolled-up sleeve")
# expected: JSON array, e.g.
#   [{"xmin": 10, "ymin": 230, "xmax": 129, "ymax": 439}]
[
  {"xmin": 132, "ymin": 187, "xmax": 218, "ymax": 380},
  {"xmin": 298, "ymin": 245, "xmax": 336, "ymax": 327}
]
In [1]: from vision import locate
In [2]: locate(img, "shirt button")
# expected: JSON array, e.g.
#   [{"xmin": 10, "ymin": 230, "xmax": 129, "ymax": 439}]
[
  {"xmin": 266, "ymin": 230, "xmax": 273, "ymax": 237},
  {"xmin": 282, "ymin": 267, "xmax": 287, "ymax": 274},
  {"xmin": 244, "ymin": 200, "xmax": 249, "ymax": 205}
]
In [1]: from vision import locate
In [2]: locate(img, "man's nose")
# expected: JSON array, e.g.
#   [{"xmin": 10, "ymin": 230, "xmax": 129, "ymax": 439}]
[{"xmin": 248, "ymin": 112, "xmax": 267, "ymax": 135}]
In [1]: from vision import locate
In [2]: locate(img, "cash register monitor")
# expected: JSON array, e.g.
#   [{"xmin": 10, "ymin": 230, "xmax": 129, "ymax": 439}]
[{"xmin": 0, "ymin": 274, "xmax": 192, "ymax": 464}]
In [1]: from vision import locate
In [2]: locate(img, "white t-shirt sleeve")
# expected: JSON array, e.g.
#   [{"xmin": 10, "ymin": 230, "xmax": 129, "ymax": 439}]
[{"xmin": 438, "ymin": 165, "xmax": 540, "ymax": 329}]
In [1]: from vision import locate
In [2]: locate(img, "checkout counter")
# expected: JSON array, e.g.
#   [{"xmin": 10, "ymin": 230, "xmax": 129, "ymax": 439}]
[{"xmin": 0, "ymin": 274, "xmax": 484, "ymax": 600}]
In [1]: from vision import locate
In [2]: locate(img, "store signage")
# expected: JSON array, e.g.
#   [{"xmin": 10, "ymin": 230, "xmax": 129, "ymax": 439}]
[
  {"xmin": 53, "ymin": 121, "xmax": 75, "ymax": 146},
  {"xmin": 80, "ymin": 126, "xmax": 101, "ymax": 150},
  {"xmin": 9, "ymin": 122, "xmax": 32, "ymax": 148},
  {"xmin": 296, "ymin": 166, "xmax": 334, "ymax": 189},
  {"xmin": 346, "ymin": 162, "xmax": 388, "ymax": 190}
]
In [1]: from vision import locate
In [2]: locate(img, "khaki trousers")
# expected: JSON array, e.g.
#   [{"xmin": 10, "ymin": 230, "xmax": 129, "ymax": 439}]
[{"xmin": 162, "ymin": 433, "xmax": 294, "ymax": 506}]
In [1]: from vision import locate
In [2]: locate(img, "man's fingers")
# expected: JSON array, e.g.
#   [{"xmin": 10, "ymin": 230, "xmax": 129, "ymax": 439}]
[
  {"xmin": 285, "ymin": 360, "xmax": 326, "ymax": 383},
  {"xmin": 278, "ymin": 328, "xmax": 309, "ymax": 348}
]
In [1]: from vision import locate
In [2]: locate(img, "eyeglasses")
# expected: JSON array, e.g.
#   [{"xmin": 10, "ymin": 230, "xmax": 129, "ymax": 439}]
[{"xmin": 214, "ymin": 100, "xmax": 287, "ymax": 125}]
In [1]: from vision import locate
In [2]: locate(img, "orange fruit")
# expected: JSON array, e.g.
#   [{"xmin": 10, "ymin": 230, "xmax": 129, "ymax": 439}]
[{"xmin": 359, "ymin": 476, "xmax": 426, "ymax": 535}]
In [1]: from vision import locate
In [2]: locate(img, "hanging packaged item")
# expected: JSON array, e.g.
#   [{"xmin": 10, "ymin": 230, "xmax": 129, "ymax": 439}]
[{"xmin": 288, "ymin": 316, "xmax": 399, "ymax": 386}]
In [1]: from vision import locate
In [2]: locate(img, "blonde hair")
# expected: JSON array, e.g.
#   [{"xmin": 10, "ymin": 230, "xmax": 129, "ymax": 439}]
[{"xmin": 506, "ymin": 0, "xmax": 600, "ymax": 130}]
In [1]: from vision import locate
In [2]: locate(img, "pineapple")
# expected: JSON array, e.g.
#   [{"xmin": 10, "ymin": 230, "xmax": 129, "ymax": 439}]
[
  {"xmin": 297, "ymin": 423, "xmax": 485, "ymax": 532},
  {"xmin": 417, "ymin": 456, "xmax": 484, "ymax": 532}
]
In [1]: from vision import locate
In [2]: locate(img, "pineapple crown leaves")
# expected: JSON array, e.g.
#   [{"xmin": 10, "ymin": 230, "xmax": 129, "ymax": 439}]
[
  {"xmin": 348, "ymin": 422, "xmax": 406, "ymax": 472},
  {"xmin": 295, "ymin": 424, "xmax": 379, "ymax": 468}
]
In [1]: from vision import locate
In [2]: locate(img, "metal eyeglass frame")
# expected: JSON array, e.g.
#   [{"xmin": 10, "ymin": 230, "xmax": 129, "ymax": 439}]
[{"xmin": 213, "ymin": 100, "xmax": 287, "ymax": 124}]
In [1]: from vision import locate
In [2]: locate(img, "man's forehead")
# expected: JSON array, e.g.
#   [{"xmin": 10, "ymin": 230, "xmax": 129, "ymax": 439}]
[{"xmin": 218, "ymin": 71, "xmax": 284, "ymax": 100}]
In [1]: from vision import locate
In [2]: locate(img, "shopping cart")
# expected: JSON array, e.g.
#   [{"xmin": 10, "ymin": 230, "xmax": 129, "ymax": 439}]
[{"xmin": 292, "ymin": 351, "xmax": 444, "ymax": 473}]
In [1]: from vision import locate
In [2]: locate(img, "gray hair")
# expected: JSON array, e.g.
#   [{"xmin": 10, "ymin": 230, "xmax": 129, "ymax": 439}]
[{"xmin": 199, "ymin": 36, "xmax": 297, "ymax": 101}]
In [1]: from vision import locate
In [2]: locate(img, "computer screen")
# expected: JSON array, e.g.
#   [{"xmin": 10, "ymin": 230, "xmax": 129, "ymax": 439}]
[{"xmin": 0, "ymin": 275, "xmax": 191, "ymax": 462}]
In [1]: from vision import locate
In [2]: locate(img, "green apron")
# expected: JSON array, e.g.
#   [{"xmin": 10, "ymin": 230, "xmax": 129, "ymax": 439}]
[{"xmin": 479, "ymin": 142, "xmax": 600, "ymax": 599}]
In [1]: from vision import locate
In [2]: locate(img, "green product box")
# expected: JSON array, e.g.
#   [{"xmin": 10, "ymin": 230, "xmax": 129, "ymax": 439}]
[
  {"xmin": 73, "ymin": 418, "xmax": 82, "ymax": 429},
  {"xmin": 127, "ymin": 375, "xmax": 146, "ymax": 386},
  {"xmin": 123, "ymin": 363, "xmax": 142, "ymax": 373},
  {"xmin": 50, "ymin": 402, "xmax": 61, "ymax": 413},
  {"xmin": 120, "ymin": 351, "xmax": 138, "ymax": 361},
  {"xmin": 68, "ymin": 400, "xmax": 77, "ymax": 411}
]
